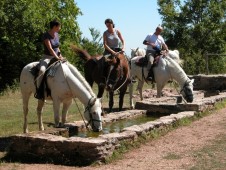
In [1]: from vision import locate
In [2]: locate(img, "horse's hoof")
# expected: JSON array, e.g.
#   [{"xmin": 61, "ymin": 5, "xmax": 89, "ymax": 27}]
[
  {"xmin": 39, "ymin": 127, "xmax": 45, "ymax": 131},
  {"xmin": 130, "ymin": 106, "xmax": 135, "ymax": 110},
  {"xmin": 24, "ymin": 130, "xmax": 29, "ymax": 133}
]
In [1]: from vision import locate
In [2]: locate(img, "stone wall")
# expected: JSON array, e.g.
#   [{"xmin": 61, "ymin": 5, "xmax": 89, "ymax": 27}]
[
  {"xmin": 189, "ymin": 74, "xmax": 226, "ymax": 91},
  {"xmin": 8, "ymin": 111, "xmax": 196, "ymax": 165}
]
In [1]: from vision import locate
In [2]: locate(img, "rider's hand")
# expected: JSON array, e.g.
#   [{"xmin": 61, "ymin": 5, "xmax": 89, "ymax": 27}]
[
  {"xmin": 59, "ymin": 55, "xmax": 64, "ymax": 60},
  {"xmin": 112, "ymin": 51, "xmax": 117, "ymax": 56}
]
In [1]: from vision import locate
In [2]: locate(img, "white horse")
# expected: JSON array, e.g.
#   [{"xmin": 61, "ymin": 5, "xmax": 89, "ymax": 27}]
[
  {"xmin": 131, "ymin": 47, "xmax": 146, "ymax": 58},
  {"xmin": 129, "ymin": 51, "xmax": 194, "ymax": 108},
  {"xmin": 20, "ymin": 61, "xmax": 102, "ymax": 133}
]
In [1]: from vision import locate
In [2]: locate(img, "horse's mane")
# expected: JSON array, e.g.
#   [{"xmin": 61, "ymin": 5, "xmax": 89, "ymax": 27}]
[
  {"xmin": 164, "ymin": 55, "xmax": 188, "ymax": 84},
  {"xmin": 67, "ymin": 62, "xmax": 96, "ymax": 97}
]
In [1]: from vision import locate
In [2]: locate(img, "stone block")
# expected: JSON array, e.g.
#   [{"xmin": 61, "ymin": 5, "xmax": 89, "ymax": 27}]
[
  {"xmin": 100, "ymin": 131, "xmax": 137, "ymax": 141},
  {"xmin": 122, "ymin": 125, "xmax": 145, "ymax": 135}
]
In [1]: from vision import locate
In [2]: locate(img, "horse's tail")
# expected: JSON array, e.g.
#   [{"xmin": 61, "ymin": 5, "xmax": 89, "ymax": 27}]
[{"xmin": 70, "ymin": 45, "xmax": 91, "ymax": 61}]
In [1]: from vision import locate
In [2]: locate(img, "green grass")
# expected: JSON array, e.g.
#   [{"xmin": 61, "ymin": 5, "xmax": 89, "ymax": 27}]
[{"xmin": 0, "ymin": 82, "xmax": 155, "ymax": 136}]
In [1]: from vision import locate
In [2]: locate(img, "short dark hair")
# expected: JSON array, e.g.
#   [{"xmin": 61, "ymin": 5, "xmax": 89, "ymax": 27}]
[
  {"xmin": 105, "ymin": 18, "xmax": 115, "ymax": 28},
  {"xmin": 50, "ymin": 19, "xmax": 61, "ymax": 29}
]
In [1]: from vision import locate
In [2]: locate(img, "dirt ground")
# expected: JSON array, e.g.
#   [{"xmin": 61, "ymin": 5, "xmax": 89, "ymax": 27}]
[{"xmin": 1, "ymin": 105, "xmax": 226, "ymax": 170}]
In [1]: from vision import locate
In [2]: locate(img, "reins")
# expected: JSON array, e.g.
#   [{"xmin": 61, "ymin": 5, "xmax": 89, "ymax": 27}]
[
  {"xmin": 59, "ymin": 62, "xmax": 97, "ymax": 131},
  {"xmin": 165, "ymin": 56, "xmax": 188, "ymax": 104}
]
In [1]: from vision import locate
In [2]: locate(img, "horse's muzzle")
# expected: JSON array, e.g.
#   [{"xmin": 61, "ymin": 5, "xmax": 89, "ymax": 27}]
[
  {"xmin": 186, "ymin": 96, "xmax": 193, "ymax": 103},
  {"xmin": 106, "ymin": 84, "xmax": 114, "ymax": 92}
]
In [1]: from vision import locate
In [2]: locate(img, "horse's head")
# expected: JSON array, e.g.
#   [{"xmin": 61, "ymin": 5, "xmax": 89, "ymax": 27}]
[
  {"xmin": 131, "ymin": 47, "xmax": 146, "ymax": 58},
  {"xmin": 106, "ymin": 53, "xmax": 128, "ymax": 92},
  {"xmin": 180, "ymin": 79, "xmax": 194, "ymax": 103},
  {"xmin": 84, "ymin": 97, "xmax": 102, "ymax": 132}
]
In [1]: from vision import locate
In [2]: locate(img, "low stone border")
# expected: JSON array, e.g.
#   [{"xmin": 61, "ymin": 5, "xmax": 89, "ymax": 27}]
[
  {"xmin": 135, "ymin": 92, "xmax": 226, "ymax": 113},
  {"xmin": 7, "ymin": 111, "xmax": 195, "ymax": 165},
  {"xmin": 5, "ymin": 92, "xmax": 226, "ymax": 165},
  {"xmin": 189, "ymin": 74, "xmax": 226, "ymax": 91}
]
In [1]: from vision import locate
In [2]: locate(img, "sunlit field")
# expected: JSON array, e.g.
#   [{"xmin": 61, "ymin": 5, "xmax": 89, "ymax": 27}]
[{"xmin": 0, "ymin": 83, "xmax": 151, "ymax": 136}]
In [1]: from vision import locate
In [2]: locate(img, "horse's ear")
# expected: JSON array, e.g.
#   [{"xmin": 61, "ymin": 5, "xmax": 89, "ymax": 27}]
[
  {"xmin": 131, "ymin": 48, "xmax": 135, "ymax": 51},
  {"xmin": 97, "ymin": 97, "xmax": 102, "ymax": 103},
  {"xmin": 90, "ymin": 97, "xmax": 96, "ymax": 106}
]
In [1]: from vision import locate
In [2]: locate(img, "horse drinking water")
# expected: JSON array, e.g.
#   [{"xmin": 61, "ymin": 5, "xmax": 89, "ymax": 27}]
[
  {"xmin": 129, "ymin": 49, "xmax": 194, "ymax": 107},
  {"xmin": 20, "ymin": 61, "xmax": 102, "ymax": 132}
]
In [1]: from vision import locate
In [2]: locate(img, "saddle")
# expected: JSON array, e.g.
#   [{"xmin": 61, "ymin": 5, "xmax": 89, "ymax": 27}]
[
  {"xmin": 30, "ymin": 58, "xmax": 61, "ymax": 100},
  {"xmin": 135, "ymin": 50, "xmax": 166, "ymax": 68},
  {"xmin": 135, "ymin": 56, "xmax": 148, "ymax": 67}
]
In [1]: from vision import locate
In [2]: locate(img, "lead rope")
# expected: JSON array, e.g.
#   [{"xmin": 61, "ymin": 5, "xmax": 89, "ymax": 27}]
[
  {"xmin": 165, "ymin": 56, "xmax": 187, "ymax": 104},
  {"xmin": 60, "ymin": 62, "xmax": 90, "ymax": 131}
]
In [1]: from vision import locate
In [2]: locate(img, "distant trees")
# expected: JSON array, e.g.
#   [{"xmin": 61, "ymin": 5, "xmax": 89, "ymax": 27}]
[
  {"xmin": 157, "ymin": 0, "xmax": 226, "ymax": 74},
  {"xmin": 0, "ymin": 0, "xmax": 82, "ymax": 92}
]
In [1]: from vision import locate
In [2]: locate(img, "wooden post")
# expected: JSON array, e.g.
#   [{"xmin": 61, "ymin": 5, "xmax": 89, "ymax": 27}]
[{"xmin": 205, "ymin": 53, "xmax": 209, "ymax": 75}]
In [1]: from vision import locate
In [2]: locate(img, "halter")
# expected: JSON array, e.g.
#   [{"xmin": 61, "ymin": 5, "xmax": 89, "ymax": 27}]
[
  {"xmin": 180, "ymin": 79, "xmax": 193, "ymax": 99},
  {"xmin": 85, "ymin": 97, "xmax": 102, "ymax": 130}
]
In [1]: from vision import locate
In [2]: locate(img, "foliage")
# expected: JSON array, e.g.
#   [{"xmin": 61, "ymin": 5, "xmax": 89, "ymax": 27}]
[
  {"xmin": 157, "ymin": 0, "xmax": 226, "ymax": 74},
  {"xmin": 0, "ymin": 0, "xmax": 82, "ymax": 92},
  {"xmin": 72, "ymin": 27, "xmax": 104, "ymax": 72}
]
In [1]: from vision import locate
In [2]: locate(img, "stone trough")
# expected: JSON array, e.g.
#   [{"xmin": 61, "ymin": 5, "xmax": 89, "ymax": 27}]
[{"xmin": 3, "ymin": 75, "xmax": 226, "ymax": 165}]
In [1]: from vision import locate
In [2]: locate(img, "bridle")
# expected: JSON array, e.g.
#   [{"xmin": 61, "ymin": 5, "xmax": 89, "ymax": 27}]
[
  {"xmin": 85, "ymin": 97, "xmax": 102, "ymax": 130},
  {"xmin": 180, "ymin": 79, "xmax": 193, "ymax": 100}
]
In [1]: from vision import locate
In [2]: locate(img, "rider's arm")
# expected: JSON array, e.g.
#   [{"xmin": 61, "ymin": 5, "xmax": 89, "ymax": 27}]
[
  {"xmin": 103, "ymin": 32, "xmax": 117, "ymax": 55},
  {"xmin": 117, "ymin": 30, "xmax": 125, "ymax": 51},
  {"xmin": 162, "ymin": 43, "xmax": 169, "ymax": 51},
  {"xmin": 143, "ymin": 40, "xmax": 156, "ymax": 48},
  {"xmin": 44, "ymin": 39, "xmax": 60, "ymax": 60}
]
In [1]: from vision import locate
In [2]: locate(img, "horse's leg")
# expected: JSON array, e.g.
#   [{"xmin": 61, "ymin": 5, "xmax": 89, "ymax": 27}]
[
  {"xmin": 97, "ymin": 85, "xmax": 105, "ymax": 98},
  {"xmin": 37, "ymin": 99, "xmax": 45, "ymax": 131},
  {"xmin": 156, "ymin": 83, "xmax": 164, "ymax": 98},
  {"xmin": 53, "ymin": 99, "xmax": 61, "ymax": 127},
  {"xmin": 138, "ymin": 80, "xmax": 144, "ymax": 100},
  {"xmin": 62, "ymin": 99, "xmax": 72, "ymax": 126},
  {"xmin": 108, "ymin": 91, "xmax": 114, "ymax": 113},
  {"xmin": 22, "ymin": 92, "xmax": 32, "ymax": 133},
  {"xmin": 119, "ymin": 86, "xmax": 127, "ymax": 111},
  {"xmin": 129, "ymin": 82, "xmax": 134, "ymax": 109}
]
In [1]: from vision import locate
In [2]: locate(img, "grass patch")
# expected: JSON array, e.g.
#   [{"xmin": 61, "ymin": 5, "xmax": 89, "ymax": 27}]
[
  {"xmin": 163, "ymin": 153, "xmax": 182, "ymax": 160},
  {"xmin": 0, "ymin": 81, "xmax": 150, "ymax": 136},
  {"xmin": 190, "ymin": 134, "xmax": 226, "ymax": 170}
]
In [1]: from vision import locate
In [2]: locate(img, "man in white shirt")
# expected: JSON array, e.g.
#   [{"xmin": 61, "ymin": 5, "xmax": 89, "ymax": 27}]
[{"xmin": 143, "ymin": 26, "xmax": 169, "ymax": 81}]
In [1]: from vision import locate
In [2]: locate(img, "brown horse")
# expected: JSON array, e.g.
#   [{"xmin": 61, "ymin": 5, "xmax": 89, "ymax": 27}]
[
  {"xmin": 105, "ymin": 53, "xmax": 131, "ymax": 112},
  {"xmin": 71, "ymin": 45, "xmax": 131, "ymax": 112}
]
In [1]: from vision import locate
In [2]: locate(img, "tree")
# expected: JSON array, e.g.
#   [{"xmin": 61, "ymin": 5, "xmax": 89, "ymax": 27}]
[
  {"xmin": 71, "ymin": 28, "xmax": 104, "ymax": 72},
  {"xmin": 157, "ymin": 0, "xmax": 226, "ymax": 74},
  {"xmin": 0, "ymin": 0, "xmax": 82, "ymax": 92}
]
